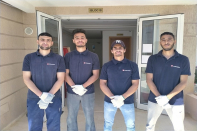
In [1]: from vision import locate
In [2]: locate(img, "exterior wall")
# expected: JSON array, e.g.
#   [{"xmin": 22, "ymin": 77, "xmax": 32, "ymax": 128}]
[
  {"xmin": 23, "ymin": 12, "xmax": 38, "ymax": 54},
  {"xmin": 185, "ymin": 94, "xmax": 197, "ymax": 120},
  {"xmin": 36, "ymin": 5, "xmax": 197, "ymax": 109},
  {"xmin": 0, "ymin": 3, "xmax": 37, "ymax": 130}
]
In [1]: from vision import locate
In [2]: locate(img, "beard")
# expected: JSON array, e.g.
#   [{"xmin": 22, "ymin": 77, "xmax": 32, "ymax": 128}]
[
  {"xmin": 76, "ymin": 45, "xmax": 86, "ymax": 48},
  {"xmin": 75, "ymin": 41, "xmax": 86, "ymax": 48},
  {"xmin": 40, "ymin": 45, "xmax": 51, "ymax": 50},
  {"xmin": 161, "ymin": 43, "xmax": 174, "ymax": 51},
  {"xmin": 114, "ymin": 54, "xmax": 122, "ymax": 57}
]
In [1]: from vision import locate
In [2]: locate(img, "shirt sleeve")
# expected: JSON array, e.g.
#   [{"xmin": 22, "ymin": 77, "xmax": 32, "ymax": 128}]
[
  {"xmin": 131, "ymin": 62, "xmax": 140, "ymax": 80},
  {"xmin": 145, "ymin": 55, "xmax": 153, "ymax": 73},
  {"xmin": 57, "ymin": 56, "xmax": 66, "ymax": 72},
  {"xmin": 92, "ymin": 53, "xmax": 100, "ymax": 70},
  {"xmin": 22, "ymin": 55, "xmax": 31, "ymax": 71},
  {"xmin": 181, "ymin": 57, "xmax": 191, "ymax": 75},
  {"xmin": 64, "ymin": 53, "xmax": 70, "ymax": 69},
  {"xmin": 100, "ymin": 64, "xmax": 108, "ymax": 80}
]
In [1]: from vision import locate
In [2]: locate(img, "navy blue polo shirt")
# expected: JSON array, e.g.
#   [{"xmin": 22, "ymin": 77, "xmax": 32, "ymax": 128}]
[
  {"xmin": 64, "ymin": 49, "xmax": 100, "ymax": 94},
  {"xmin": 145, "ymin": 50, "xmax": 191, "ymax": 105},
  {"xmin": 100, "ymin": 58, "xmax": 140, "ymax": 104},
  {"xmin": 22, "ymin": 50, "xmax": 65, "ymax": 99}
]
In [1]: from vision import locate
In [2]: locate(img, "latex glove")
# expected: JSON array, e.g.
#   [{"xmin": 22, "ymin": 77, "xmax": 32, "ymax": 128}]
[
  {"xmin": 110, "ymin": 95, "xmax": 125, "ymax": 108},
  {"xmin": 37, "ymin": 100, "xmax": 49, "ymax": 109},
  {"xmin": 39, "ymin": 92, "xmax": 54, "ymax": 103},
  {"xmin": 71, "ymin": 85, "xmax": 87, "ymax": 96},
  {"xmin": 155, "ymin": 95, "xmax": 169, "ymax": 106}
]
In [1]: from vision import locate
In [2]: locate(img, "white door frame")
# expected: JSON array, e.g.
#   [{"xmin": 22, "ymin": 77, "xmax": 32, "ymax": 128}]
[
  {"xmin": 36, "ymin": 11, "xmax": 65, "ymax": 107},
  {"xmin": 136, "ymin": 14, "xmax": 184, "ymax": 110}
]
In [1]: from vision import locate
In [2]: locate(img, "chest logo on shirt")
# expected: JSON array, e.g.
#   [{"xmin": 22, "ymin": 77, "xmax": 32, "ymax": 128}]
[
  {"xmin": 84, "ymin": 62, "xmax": 91, "ymax": 64},
  {"xmin": 171, "ymin": 65, "xmax": 180, "ymax": 68},
  {"xmin": 122, "ymin": 69, "xmax": 131, "ymax": 71},
  {"xmin": 47, "ymin": 63, "xmax": 55, "ymax": 65}
]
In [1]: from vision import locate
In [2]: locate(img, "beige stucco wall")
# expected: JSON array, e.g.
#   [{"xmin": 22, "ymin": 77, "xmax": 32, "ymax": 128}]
[
  {"xmin": 0, "ymin": 3, "xmax": 37, "ymax": 130},
  {"xmin": 36, "ymin": 5, "xmax": 197, "ymax": 96}
]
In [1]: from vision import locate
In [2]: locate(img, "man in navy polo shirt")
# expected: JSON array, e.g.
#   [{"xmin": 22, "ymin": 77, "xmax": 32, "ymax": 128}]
[
  {"xmin": 145, "ymin": 32, "xmax": 191, "ymax": 131},
  {"xmin": 100, "ymin": 40, "xmax": 140, "ymax": 131},
  {"xmin": 22, "ymin": 32, "xmax": 65, "ymax": 131},
  {"xmin": 64, "ymin": 29, "xmax": 100, "ymax": 131}
]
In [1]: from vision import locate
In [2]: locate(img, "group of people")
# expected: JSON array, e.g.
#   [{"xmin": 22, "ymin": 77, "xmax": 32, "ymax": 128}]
[{"xmin": 22, "ymin": 29, "xmax": 190, "ymax": 131}]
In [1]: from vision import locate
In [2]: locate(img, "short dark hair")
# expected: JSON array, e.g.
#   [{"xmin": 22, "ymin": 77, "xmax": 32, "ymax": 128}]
[
  {"xmin": 38, "ymin": 32, "xmax": 53, "ymax": 40},
  {"xmin": 72, "ymin": 29, "xmax": 86, "ymax": 38},
  {"xmin": 160, "ymin": 32, "xmax": 175, "ymax": 39}
]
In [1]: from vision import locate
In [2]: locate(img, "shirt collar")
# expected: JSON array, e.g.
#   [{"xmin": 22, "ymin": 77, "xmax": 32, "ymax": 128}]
[
  {"xmin": 36, "ymin": 49, "xmax": 53, "ymax": 57},
  {"xmin": 112, "ymin": 58, "xmax": 127, "ymax": 65},
  {"xmin": 157, "ymin": 49, "xmax": 179, "ymax": 58},
  {"xmin": 74, "ymin": 49, "xmax": 89, "ymax": 55}
]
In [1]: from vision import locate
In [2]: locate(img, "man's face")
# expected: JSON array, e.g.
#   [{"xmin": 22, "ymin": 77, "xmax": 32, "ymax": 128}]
[
  {"xmin": 37, "ymin": 36, "xmax": 53, "ymax": 50},
  {"xmin": 73, "ymin": 33, "xmax": 87, "ymax": 47},
  {"xmin": 160, "ymin": 35, "xmax": 176, "ymax": 51},
  {"xmin": 111, "ymin": 44, "xmax": 126, "ymax": 57}
]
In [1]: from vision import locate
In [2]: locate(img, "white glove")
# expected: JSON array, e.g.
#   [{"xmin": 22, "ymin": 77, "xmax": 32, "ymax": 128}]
[
  {"xmin": 111, "ymin": 99, "xmax": 124, "ymax": 108},
  {"xmin": 71, "ymin": 85, "xmax": 87, "ymax": 96},
  {"xmin": 155, "ymin": 95, "xmax": 169, "ymax": 107},
  {"xmin": 39, "ymin": 92, "xmax": 54, "ymax": 103},
  {"xmin": 110, "ymin": 95, "xmax": 125, "ymax": 108},
  {"xmin": 162, "ymin": 103, "xmax": 171, "ymax": 109},
  {"xmin": 37, "ymin": 100, "xmax": 49, "ymax": 109}
]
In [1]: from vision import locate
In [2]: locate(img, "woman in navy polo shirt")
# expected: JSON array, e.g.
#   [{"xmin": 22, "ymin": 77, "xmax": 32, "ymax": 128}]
[
  {"xmin": 145, "ymin": 32, "xmax": 191, "ymax": 131},
  {"xmin": 100, "ymin": 40, "xmax": 140, "ymax": 131}
]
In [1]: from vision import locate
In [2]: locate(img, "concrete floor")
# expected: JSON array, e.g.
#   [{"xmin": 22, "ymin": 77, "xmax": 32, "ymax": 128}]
[{"xmin": 3, "ymin": 80, "xmax": 197, "ymax": 131}]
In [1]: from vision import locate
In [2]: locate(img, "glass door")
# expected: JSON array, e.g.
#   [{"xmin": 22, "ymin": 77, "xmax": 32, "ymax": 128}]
[
  {"xmin": 36, "ymin": 11, "xmax": 65, "ymax": 107},
  {"xmin": 137, "ymin": 14, "xmax": 184, "ymax": 110}
]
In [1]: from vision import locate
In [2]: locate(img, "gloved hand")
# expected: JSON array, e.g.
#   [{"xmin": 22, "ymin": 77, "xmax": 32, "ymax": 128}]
[
  {"xmin": 111, "ymin": 98, "xmax": 124, "ymax": 108},
  {"xmin": 110, "ymin": 95, "xmax": 125, "ymax": 108},
  {"xmin": 155, "ymin": 95, "xmax": 169, "ymax": 107},
  {"xmin": 37, "ymin": 100, "xmax": 49, "ymax": 109},
  {"xmin": 162, "ymin": 103, "xmax": 171, "ymax": 109},
  {"xmin": 39, "ymin": 92, "xmax": 54, "ymax": 103},
  {"xmin": 71, "ymin": 85, "xmax": 87, "ymax": 96}
]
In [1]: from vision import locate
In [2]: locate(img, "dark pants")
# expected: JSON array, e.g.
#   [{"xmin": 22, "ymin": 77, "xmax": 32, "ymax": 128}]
[{"xmin": 27, "ymin": 97, "xmax": 62, "ymax": 131}]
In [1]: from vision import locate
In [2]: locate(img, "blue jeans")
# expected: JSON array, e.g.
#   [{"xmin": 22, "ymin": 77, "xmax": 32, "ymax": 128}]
[
  {"xmin": 27, "ymin": 97, "xmax": 62, "ymax": 131},
  {"xmin": 67, "ymin": 92, "xmax": 95, "ymax": 131},
  {"xmin": 104, "ymin": 101, "xmax": 135, "ymax": 131}
]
